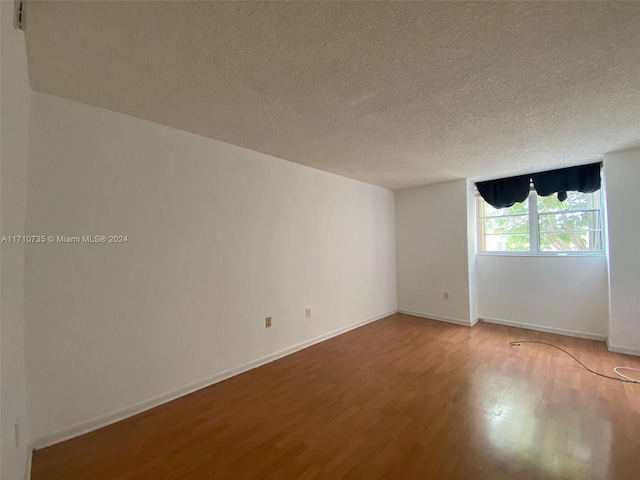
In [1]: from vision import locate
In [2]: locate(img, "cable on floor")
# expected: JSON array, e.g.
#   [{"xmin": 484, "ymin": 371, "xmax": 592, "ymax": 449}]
[{"xmin": 509, "ymin": 340, "xmax": 640, "ymax": 384}]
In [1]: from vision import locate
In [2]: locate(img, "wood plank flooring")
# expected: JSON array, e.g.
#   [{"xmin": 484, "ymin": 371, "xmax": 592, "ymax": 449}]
[{"xmin": 31, "ymin": 314, "xmax": 640, "ymax": 479}]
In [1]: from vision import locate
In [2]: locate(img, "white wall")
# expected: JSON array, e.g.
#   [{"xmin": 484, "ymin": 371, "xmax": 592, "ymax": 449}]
[
  {"xmin": 466, "ymin": 180, "xmax": 479, "ymax": 322},
  {"xmin": 604, "ymin": 148, "xmax": 640, "ymax": 355},
  {"xmin": 477, "ymin": 255, "xmax": 609, "ymax": 339},
  {"xmin": 395, "ymin": 179, "xmax": 475, "ymax": 325},
  {"xmin": 1, "ymin": 3, "xmax": 31, "ymax": 479},
  {"xmin": 24, "ymin": 93, "xmax": 397, "ymax": 446}
]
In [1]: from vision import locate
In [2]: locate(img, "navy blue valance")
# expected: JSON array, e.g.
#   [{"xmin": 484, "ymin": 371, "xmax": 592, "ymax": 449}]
[{"xmin": 476, "ymin": 162, "xmax": 601, "ymax": 209}]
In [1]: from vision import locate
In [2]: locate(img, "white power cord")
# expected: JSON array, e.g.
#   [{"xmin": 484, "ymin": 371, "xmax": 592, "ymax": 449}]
[
  {"xmin": 510, "ymin": 340, "xmax": 640, "ymax": 384},
  {"xmin": 613, "ymin": 367, "xmax": 640, "ymax": 383}
]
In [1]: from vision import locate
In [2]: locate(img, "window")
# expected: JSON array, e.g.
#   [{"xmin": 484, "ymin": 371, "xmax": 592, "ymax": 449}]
[{"xmin": 477, "ymin": 189, "xmax": 603, "ymax": 254}]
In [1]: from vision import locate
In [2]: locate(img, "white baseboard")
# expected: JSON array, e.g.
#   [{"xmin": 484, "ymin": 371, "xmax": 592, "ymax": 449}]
[
  {"xmin": 480, "ymin": 316, "xmax": 607, "ymax": 341},
  {"xmin": 31, "ymin": 309, "xmax": 396, "ymax": 451},
  {"xmin": 24, "ymin": 444, "xmax": 32, "ymax": 480},
  {"xmin": 397, "ymin": 309, "xmax": 476, "ymax": 327},
  {"xmin": 607, "ymin": 339, "xmax": 640, "ymax": 357}
]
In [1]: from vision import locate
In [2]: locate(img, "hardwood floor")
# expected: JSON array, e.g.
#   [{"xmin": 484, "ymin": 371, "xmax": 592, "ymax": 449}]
[{"xmin": 31, "ymin": 314, "xmax": 640, "ymax": 479}]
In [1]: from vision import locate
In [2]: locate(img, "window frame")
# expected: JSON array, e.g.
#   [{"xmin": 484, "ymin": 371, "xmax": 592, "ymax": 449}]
[{"xmin": 476, "ymin": 188, "xmax": 605, "ymax": 257}]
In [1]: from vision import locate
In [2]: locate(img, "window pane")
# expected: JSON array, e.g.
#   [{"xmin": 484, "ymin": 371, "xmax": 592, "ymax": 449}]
[
  {"xmin": 537, "ymin": 191, "xmax": 600, "ymax": 213},
  {"xmin": 538, "ymin": 211, "xmax": 600, "ymax": 233},
  {"xmin": 483, "ymin": 215, "xmax": 529, "ymax": 234},
  {"xmin": 539, "ymin": 231, "xmax": 602, "ymax": 251},
  {"xmin": 482, "ymin": 234, "xmax": 530, "ymax": 252},
  {"xmin": 477, "ymin": 195, "xmax": 530, "ymax": 252},
  {"xmin": 477, "ymin": 188, "xmax": 603, "ymax": 254},
  {"xmin": 478, "ymin": 197, "xmax": 528, "ymax": 217}
]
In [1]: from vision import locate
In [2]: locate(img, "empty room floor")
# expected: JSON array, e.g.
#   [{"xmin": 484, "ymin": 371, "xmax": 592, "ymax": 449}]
[{"xmin": 31, "ymin": 314, "xmax": 640, "ymax": 480}]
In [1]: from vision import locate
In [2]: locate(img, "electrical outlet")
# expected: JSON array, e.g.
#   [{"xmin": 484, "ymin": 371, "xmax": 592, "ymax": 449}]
[
  {"xmin": 443, "ymin": 292, "xmax": 449, "ymax": 300},
  {"xmin": 305, "ymin": 308, "xmax": 311, "ymax": 318},
  {"xmin": 265, "ymin": 316, "xmax": 272, "ymax": 328}
]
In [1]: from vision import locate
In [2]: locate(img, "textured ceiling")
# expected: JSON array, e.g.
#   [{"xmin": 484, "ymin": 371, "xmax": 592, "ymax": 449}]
[{"xmin": 25, "ymin": 1, "xmax": 640, "ymax": 189}]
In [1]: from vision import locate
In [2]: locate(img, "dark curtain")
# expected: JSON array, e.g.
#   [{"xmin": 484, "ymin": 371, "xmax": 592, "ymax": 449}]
[
  {"xmin": 476, "ymin": 175, "xmax": 531, "ymax": 209},
  {"xmin": 531, "ymin": 163, "xmax": 601, "ymax": 202},
  {"xmin": 476, "ymin": 163, "xmax": 601, "ymax": 208}
]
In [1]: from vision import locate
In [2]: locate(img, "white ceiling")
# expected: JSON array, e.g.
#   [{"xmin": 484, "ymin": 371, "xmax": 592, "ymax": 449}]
[{"xmin": 25, "ymin": 1, "xmax": 640, "ymax": 189}]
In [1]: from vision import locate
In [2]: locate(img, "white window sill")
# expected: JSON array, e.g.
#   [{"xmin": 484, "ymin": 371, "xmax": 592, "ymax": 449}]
[{"xmin": 477, "ymin": 251, "xmax": 605, "ymax": 258}]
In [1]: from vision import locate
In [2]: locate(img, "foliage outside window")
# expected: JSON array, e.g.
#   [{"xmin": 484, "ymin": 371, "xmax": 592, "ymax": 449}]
[{"xmin": 477, "ymin": 190, "xmax": 603, "ymax": 254}]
